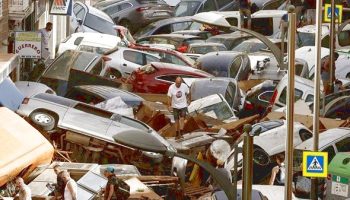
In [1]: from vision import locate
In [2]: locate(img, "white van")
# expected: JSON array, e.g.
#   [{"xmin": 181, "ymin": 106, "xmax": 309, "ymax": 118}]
[
  {"xmin": 251, "ymin": 10, "xmax": 287, "ymax": 37},
  {"xmin": 297, "ymin": 23, "xmax": 350, "ymax": 50},
  {"xmin": 57, "ymin": 32, "xmax": 121, "ymax": 56},
  {"xmin": 270, "ymin": 74, "xmax": 322, "ymax": 110}
]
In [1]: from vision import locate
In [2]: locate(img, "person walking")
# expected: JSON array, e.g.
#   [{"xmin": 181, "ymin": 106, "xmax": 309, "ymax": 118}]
[
  {"xmin": 15, "ymin": 177, "xmax": 32, "ymax": 200},
  {"xmin": 39, "ymin": 22, "xmax": 53, "ymax": 61},
  {"xmin": 167, "ymin": 76, "xmax": 190, "ymax": 139},
  {"xmin": 53, "ymin": 165, "xmax": 65, "ymax": 199},
  {"xmin": 239, "ymin": 0, "xmax": 252, "ymax": 29},
  {"xmin": 269, "ymin": 154, "xmax": 285, "ymax": 185},
  {"xmin": 103, "ymin": 166, "xmax": 130, "ymax": 200},
  {"xmin": 62, "ymin": 171, "xmax": 77, "ymax": 200}
]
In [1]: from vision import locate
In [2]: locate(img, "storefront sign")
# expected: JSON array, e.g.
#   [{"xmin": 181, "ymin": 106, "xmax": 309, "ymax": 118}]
[
  {"xmin": 15, "ymin": 32, "xmax": 42, "ymax": 59},
  {"xmin": 50, "ymin": 0, "xmax": 73, "ymax": 16}
]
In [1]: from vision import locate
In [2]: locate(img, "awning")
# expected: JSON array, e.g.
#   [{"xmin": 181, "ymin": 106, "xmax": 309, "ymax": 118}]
[{"xmin": 0, "ymin": 54, "xmax": 19, "ymax": 84}]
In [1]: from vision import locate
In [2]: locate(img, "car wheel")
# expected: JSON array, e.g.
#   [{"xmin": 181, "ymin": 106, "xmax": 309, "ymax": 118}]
[{"xmin": 30, "ymin": 111, "xmax": 56, "ymax": 131}]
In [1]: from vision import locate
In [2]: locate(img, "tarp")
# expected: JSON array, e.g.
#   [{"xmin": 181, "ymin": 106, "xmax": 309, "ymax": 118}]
[
  {"xmin": 95, "ymin": 96, "xmax": 134, "ymax": 118},
  {"xmin": 0, "ymin": 78, "xmax": 24, "ymax": 111}
]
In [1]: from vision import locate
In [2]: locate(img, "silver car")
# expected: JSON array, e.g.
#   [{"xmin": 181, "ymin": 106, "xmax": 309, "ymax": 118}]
[{"xmin": 17, "ymin": 93, "xmax": 173, "ymax": 152}]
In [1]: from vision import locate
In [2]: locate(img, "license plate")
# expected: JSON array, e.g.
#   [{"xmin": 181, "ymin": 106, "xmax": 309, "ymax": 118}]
[
  {"xmin": 331, "ymin": 182, "xmax": 349, "ymax": 197},
  {"xmin": 153, "ymin": 12, "xmax": 168, "ymax": 17}
]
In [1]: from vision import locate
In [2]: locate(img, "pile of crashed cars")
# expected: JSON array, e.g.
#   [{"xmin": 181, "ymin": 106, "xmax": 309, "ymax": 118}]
[{"xmin": 2, "ymin": 0, "xmax": 350, "ymax": 199}]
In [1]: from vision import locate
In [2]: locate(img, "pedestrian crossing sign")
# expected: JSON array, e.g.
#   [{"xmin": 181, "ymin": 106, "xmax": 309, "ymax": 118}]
[
  {"xmin": 302, "ymin": 151, "xmax": 328, "ymax": 178},
  {"xmin": 324, "ymin": 4, "xmax": 343, "ymax": 23}
]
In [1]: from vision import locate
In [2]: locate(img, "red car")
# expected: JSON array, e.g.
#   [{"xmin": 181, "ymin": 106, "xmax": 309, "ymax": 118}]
[{"xmin": 128, "ymin": 62, "xmax": 213, "ymax": 94}]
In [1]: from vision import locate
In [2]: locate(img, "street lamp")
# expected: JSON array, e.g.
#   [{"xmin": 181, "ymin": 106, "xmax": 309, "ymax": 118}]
[{"xmin": 113, "ymin": 129, "xmax": 235, "ymax": 200}]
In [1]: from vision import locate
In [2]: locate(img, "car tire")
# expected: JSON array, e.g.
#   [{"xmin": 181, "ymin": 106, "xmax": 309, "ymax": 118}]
[{"xmin": 30, "ymin": 111, "xmax": 56, "ymax": 131}]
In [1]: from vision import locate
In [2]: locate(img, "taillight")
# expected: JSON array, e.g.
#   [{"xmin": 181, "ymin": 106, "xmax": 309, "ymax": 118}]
[
  {"xmin": 102, "ymin": 56, "xmax": 111, "ymax": 61},
  {"xmin": 136, "ymin": 7, "xmax": 150, "ymax": 12},
  {"xmin": 22, "ymin": 98, "xmax": 29, "ymax": 104},
  {"xmin": 269, "ymin": 89, "xmax": 278, "ymax": 105},
  {"xmin": 177, "ymin": 45, "xmax": 188, "ymax": 53},
  {"xmin": 244, "ymin": 101, "xmax": 254, "ymax": 110}
]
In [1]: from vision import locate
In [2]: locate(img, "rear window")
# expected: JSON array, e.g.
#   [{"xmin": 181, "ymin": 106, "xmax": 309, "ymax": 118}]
[
  {"xmin": 84, "ymin": 13, "xmax": 116, "ymax": 35},
  {"xmin": 278, "ymin": 87, "xmax": 303, "ymax": 105},
  {"xmin": 43, "ymin": 52, "xmax": 98, "ymax": 80},
  {"xmin": 175, "ymin": 1, "xmax": 201, "ymax": 17}
]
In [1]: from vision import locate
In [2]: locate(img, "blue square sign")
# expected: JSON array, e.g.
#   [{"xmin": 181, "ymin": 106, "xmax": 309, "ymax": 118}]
[{"xmin": 303, "ymin": 151, "xmax": 328, "ymax": 177}]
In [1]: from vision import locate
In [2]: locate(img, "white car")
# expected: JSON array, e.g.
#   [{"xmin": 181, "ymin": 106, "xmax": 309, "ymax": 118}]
[
  {"xmin": 71, "ymin": 2, "xmax": 116, "ymax": 35},
  {"xmin": 335, "ymin": 54, "xmax": 350, "ymax": 79},
  {"xmin": 295, "ymin": 46, "xmax": 329, "ymax": 79},
  {"xmin": 102, "ymin": 47, "xmax": 160, "ymax": 78},
  {"xmin": 57, "ymin": 32, "xmax": 121, "ymax": 55}
]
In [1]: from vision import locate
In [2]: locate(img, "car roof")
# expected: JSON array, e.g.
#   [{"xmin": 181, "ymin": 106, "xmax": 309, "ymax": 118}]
[
  {"xmin": 281, "ymin": 74, "xmax": 314, "ymax": 87},
  {"xmin": 207, "ymin": 32, "xmax": 252, "ymax": 40},
  {"xmin": 94, "ymin": 0, "xmax": 128, "ymax": 8},
  {"xmin": 211, "ymin": 11, "xmax": 241, "ymax": 18},
  {"xmin": 295, "ymin": 128, "xmax": 350, "ymax": 150},
  {"xmin": 73, "ymin": 85, "xmax": 143, "ymax": 100},
  {"xmin": 146, "ymin": 33, "xmax": 201, "ymax": 39}
]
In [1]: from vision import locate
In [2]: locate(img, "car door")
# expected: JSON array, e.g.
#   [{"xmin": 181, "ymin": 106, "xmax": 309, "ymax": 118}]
[
  {"xmin": 72, "ymin": 3, "xmax": 87, "ymax": 32},
  {"xmin": 122, "ymin": 50, "xmax": 160, "ymax": 76},
  {"xmin": 61, "ymin": 103, "xmax": 112, "ymax": 137}
]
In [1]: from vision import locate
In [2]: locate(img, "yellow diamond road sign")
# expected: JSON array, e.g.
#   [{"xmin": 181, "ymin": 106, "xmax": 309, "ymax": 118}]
[
  {"xmin": 324, "ymin": 4, "xmax": 343, "ymax": 23},
  {"xmin": 302, "ymin": 151, "xmax": 328, "ymax": 178}
]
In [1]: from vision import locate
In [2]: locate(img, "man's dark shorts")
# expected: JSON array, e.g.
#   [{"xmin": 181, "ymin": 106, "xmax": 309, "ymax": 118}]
[{"xmin": 173, "ymin": 107, "xmax": 188, "ymax": 120}]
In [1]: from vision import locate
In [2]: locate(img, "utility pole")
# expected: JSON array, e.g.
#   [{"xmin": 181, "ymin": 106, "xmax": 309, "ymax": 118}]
[
  {"xmin": 329, "ymin": 0, "xmax": 336, "ymax": 93},
  {"xmin": 242, "ymin": 124, "xmax": 253, "ymax": 200},
  {"xmin": 311, "ymin": 0, "xmax": 323, "ymax": 198},
  {"xmin": 284, "ymin": 5, "xmax": 296, "ymax": 200}
]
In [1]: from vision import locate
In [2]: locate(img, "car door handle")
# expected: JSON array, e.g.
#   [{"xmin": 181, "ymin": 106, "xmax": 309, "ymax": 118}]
[{"xmin": 123, "ymin": 63, "xmax": 127, "ymax": 67}]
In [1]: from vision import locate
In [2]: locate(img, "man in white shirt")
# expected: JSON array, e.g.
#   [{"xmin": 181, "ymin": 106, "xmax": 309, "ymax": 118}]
[
  {"xmin": 62, "ymin": 171, "xmax": 77, "ymax": 200},
  {"xmin": 39, "ymin": 22, "xmax": 52, "ymax": 60},
  {"xmin": 167, "ymin": 77, "xmax": 190, "ymax": 139},
  {"xmin": 15, "ymin": 177, "xmax": 31, "ymax": 200}
]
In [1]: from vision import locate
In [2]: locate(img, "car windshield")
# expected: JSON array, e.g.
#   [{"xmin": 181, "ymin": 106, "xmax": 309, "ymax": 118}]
[
  {"xmin": 189, "ymin": 45, "xmax": 226, "ymax": 54},
  {"xmin": 175, "ymin": 1, "xmax": 201, "ymax": 17},
  {"xmin": 78, "ymin": 45, "xmax": 110, "ymax": 54},
  {"xmin": 42, "ymin": 52, "xmax": 97, "ymax": 80},
  {"xmin": 136, "ymin": 0, "xmax": 166, "ymax": 4},
  {"xmin": 199, "ymin": 63, "xmax": 228, "ymax": 77},
  {"xmin": 134, "ymin": 24, "xmax": 156, "ymax": 38},
  {"xmin": 84, "ymin": 13, "xmax": 116, "ymax": 35},
  {"xmin": 297, "ymin": 32, "xmax": 315, "ymax": 47},
  {"xmin": 195, "ymin": 101, "xmax": 234, "ymax": 121},
  {"xmin": 232, "ymin": 42, "xmax": 267, "ymax": 53},
  {"xmin": 188, "ymin": 21, "xmax": 203, "ymax": 30}
]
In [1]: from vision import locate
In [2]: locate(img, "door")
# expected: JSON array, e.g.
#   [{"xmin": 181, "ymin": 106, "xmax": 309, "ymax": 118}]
[{"xmin": 61, "ymin": 104, "xmax": 112, "ymax": 137}]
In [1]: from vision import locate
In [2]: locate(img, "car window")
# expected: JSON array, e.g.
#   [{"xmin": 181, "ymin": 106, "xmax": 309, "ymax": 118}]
[
  {"xmin": 104, "ymin": 5, "xmax": 120, "ymax": 15},
  {"xmin": 251, "ymin": 18, "xmax": 274, "ymax": 36},
  {"xmin": 259, "ymin": 91, "xmax": 274, "ymax": 102},
  {"xmin": 158, "ymin": 52, "xmax": 187, "ymax": 66},
  {"xmin": 226, "ymin": 17, "xmax": 238, "ymax": 26},
  {"xmin": 202, "ymin": 0, "xmax": 216, "ymax": 11},
  {"xmin": 157, "ymin": 75, "xmax": 177, "ymax": 82},
  {"xmin": 225, "ymin": 90, "xmax": 234, "ymax": 107},
  {"xmin": 154, "ymin": 25, "xmax": 172, "ymax": 34},
  {"xmin": 75, "ymin": 7, "xmax": 86, "ymax": 20},
  {"xmin": 145, "ymin": 54, "xmax": 160, "ymax": 64},
  {"xmin": 299, "ymin": 130, "xmax": 312, "ymax": 141},
  {"xmin": 74, "ymin": 37, "xmax": 84, "ymax": 46},
  {"xmin": 321, "ymin": 35, "xmax": 330, "ymax": 48},
  {"xmin": 325, "ymin": 98, "xmax": 350, "ymax": 119},
  {"xmin": 261, "ymin": 120, "xmax": 283, "ymax": 131},
  {"xmin": 217, "ymin": 0, "xmax": 232, "ymax": 8},
  {"xmin": 74, "ymin": 103, "xmax": 113, "ymax": 118},
  {"xmin": 230, "ymin": 57, "xmax": 242, "ymax": 78},
  {"xmin": 305, "ymin": 94, "xmax": 314, "ymax": 102},
  {"xmin": 175, "ymin": 1, "xmax": 201, "ymax": 17},
  {"xmin": 74, "ymin": 4, "xmax": 84, "ymax": 16},
  {"xmin": 120, "ymin": 2, "xmax": 132, "ymax": 10},
  {"xmin": 323, "ymin": 145, "xmax": 336, "ymax": 163},
  {"xmin": 83, "ymin": 13, "xmax": 116, "ymax": 35},
  {"xmin": 78, "ymin": 45, "xmax": 109, "ymax": 54},
  {"xmin": 172, "ymin": 22, "xmax": 191, "ymax": 32},
  {"xmin": 89, "ymin": 61, "xmax": 103, "ymax": 75},
  {"xmin": 66, "ymin": 89, "xmax": 104, "ymax": 104},
  {"xmin": 335, "ymin": 137, "xmax": 350, "ymax": 152},
  {"xmin": 279, "ymin": 87, "xmax": 303, "ymax": 104},
  {"xmin": 338, "ymin": 30, "xmax": 350, "ymax": 46},
  {"xmin": 123, "ymin": 50, "xmax": 143, "ymax": 65}
]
